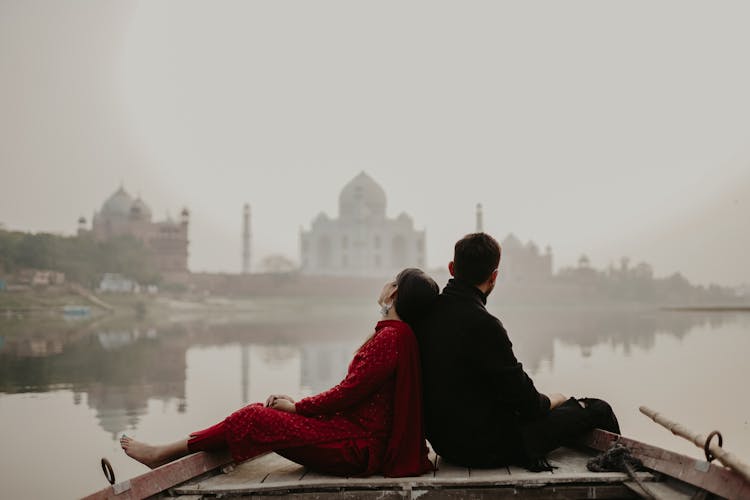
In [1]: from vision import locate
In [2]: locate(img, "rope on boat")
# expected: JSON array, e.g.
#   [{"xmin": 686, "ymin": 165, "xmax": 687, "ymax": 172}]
[{"xmin": 587, "ymin": 443, "xmax": 658, "ymax": 500}]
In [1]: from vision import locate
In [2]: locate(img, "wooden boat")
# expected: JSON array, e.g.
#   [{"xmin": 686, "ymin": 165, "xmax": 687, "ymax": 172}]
[{"xmin": 83, "ymin": 427, "xmax": 750, "ymax": 500}]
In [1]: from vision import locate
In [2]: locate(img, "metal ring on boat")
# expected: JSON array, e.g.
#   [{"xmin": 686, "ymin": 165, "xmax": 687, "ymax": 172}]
[
  {"xmin": 703, "ymin": 430, "xmax": 723, "ymax": 463},
  {"xmin": 101, "ymin": 458, "xmax": 116, "ymax": 485}
]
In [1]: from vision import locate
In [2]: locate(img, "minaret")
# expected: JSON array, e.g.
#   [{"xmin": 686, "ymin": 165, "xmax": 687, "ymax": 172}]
[
  {"xmin": 242, "ymin": 203, "xmax": 251, "ymax": 274},
  {"xmin": 241, "ymin": 344, "xmax": 250, "ymax": 404},
  {"xmin": 475, "ymin": 203, "xmax": 484, "ymax": 232},
  {"xmin": 77, "ymin": 216, "xmax": 87, "ymax": 236}
]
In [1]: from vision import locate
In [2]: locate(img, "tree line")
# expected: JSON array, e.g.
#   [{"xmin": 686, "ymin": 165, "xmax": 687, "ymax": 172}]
[{"xmin": 0, "ymin": 230, "xmax": 161, "ymax": 287}]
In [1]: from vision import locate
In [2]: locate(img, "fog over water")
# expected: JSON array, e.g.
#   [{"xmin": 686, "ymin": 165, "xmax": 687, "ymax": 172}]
[
  {"xmin": 1, "ymin": 4, "xmax": 750, "ymax": 497},
  {"xmin": 2, "ymin": 2, "xmax": 750, "ymax": 285}
]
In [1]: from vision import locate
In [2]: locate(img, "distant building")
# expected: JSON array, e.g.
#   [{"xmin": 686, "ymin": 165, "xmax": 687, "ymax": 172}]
[
  {"xmin": 83, "ymin": 186, "xmax": 189, "ymax": 274},
  {"xmin": 300, "ymin": 172, "xmax": 426, "ymax": 277},
  {"xmin": 99, "ymin": 273, "xmax": 138, "ymax": 293},
  {"xmin": 242, "ymin": 204, "xmax": 252, "ymax": 274},
  {"xmin": 16, "ymin": 269, "xmax": 66, "ymax": 287},
  {"xmin": 499, "ymin": 234, "xmax": 553, "ymax": 284}
]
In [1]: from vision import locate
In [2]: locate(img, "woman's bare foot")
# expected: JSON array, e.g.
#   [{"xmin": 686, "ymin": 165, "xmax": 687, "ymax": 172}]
[{"xmin": 120, "ymin": 435, "xmax": 189, "ymax": 469}]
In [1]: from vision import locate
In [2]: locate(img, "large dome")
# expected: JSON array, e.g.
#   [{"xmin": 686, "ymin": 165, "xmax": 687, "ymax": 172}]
[
  {"xmin": 101, "ymin": 186, "xmax": 134, "ymax": 217},
  {"xmin": 338, "ymin": 172, "xmax": 386, "ymax": 220}
]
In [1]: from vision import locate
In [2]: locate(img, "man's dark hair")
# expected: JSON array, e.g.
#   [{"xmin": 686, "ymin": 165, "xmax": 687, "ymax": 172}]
[{"xmin": 453, "ymin": 233, "xmax": 501, "ymax": 285}]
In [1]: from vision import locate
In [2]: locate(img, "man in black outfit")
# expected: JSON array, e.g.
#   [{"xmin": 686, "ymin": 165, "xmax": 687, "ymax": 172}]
[{"xmin": 413, "ymin": 233, "xmax": 619, "ymax": 469}]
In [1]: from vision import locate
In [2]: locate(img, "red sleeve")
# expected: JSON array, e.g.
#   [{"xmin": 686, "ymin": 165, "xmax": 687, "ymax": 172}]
[{"xmin": 295, "ymin": 327, "xmax": 399, "ymax": 416}]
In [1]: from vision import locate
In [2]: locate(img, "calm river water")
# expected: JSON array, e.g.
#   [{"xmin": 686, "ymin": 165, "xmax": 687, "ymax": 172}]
[{"xmin": 1, "ymin": 298, "xmax": 748, "ymax": 499}]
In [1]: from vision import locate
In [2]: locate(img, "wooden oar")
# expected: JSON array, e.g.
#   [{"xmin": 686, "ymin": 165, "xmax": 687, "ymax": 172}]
[{"xmin": 639, "ymin": 405, "xmax": 750, "ymax": 484}]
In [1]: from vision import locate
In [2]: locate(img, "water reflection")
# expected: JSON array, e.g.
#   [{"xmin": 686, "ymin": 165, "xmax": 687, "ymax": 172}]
[
  {"xmin": 0, "ymin": 305, "xmax": 736, "ymax": 437},
  {"xmin": 0, "ymin": 312, "xmax": 370, "ymax": 438},
  {"xmin": 1, "ymin": 303, "xmax": 748, "ymax": 499},
  {"xmin": 495, "ymin": 307, "xmax": 735, "ymax": 373}
]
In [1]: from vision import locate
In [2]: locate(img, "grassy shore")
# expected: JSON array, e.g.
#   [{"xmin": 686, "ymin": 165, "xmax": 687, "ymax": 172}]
[{"xmin": 0, "ymin": 288, "xmax": 169, "ymax": 318}]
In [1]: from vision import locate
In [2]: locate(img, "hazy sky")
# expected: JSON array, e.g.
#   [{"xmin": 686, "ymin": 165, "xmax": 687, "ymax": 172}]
[{"xmin": 1, "ymin": 1, "xmax": 749, "ymax": 285}]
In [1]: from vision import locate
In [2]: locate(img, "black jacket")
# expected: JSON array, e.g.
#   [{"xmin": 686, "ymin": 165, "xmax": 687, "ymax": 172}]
[{"xmin": 413, "ymin": 278, "xmax": 550, "ymax": 467}]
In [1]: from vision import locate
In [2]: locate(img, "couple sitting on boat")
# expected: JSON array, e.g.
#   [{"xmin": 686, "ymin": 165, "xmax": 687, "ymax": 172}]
[{"xmin": 121, "ymin": 232, "xmax": 620, "ymax": 477}]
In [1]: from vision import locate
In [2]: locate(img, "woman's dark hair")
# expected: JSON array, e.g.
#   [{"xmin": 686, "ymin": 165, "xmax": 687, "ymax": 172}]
[
  {"xmin": 453, "ymin": 232, "xmax": 501, "ymax": 285},
  {"xmin": 393, "ymin": 268, "xmax": 439, "ymax": 326}
]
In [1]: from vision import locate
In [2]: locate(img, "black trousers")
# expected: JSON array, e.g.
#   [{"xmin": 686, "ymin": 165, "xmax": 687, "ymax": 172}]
[
  {"xmin": 518, "ymin": 397, "xmax": 620, "ymax": 464},
  {"xmin": 444, "ymin": 397, "xmax": 620, "ymax": 469}
]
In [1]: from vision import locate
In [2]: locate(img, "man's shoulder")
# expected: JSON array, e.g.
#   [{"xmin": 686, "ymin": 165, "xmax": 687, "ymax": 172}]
[
  {"xmin": 475, "ymin": 310, "xmax": 507, "ymax": 338},
  {"xmin": 419, "ymin": 293, "xmax": 506, "ymax": 333}
]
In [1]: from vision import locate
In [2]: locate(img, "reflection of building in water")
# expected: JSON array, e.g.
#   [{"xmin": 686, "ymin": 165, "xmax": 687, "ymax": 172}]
[
  {"xmin": 242, "ymin": 203, "xmax": 252, "ymax": 274},
  {"xmin": 4, "ymin": 337, "xmax": 64, "ymax": 357},
  {"xmin": 243, "ymin": 344, "xmax": 300, "ymax": 403},
  {"xmin": 3, "ymin": 312, "xmax": 731, "ymax": 440},
  {"xmin": 299, "ymin": 341, "xmax": 357, "ymax": 395},
  {"xmin": 96, "ymin": 327, "xmax": 157, "ymax": 350},
  {"xmin": 85, "ymin": 384, "xmax": 153, "ymax": 439},
  {"xmin": 300, "ymin": 172, "xmax": 426, "ymax": 277},
  {"xmin": 498, "ymin": 307, "xmax": 725, "ymax": 375},
  {"xmin": 499, "ymin": 234, "xmax": 553, "ymax": 284},
  {"xmin": 86, "ymin": 326, "xmax": 188, "ymax": 438},
  {"xmin": 80, "ymin": 185, "xmax": 190, "ymax": 274},
  {"xmin": 0, "ymin": 323, "xmax": 189, "ymax": 438}
]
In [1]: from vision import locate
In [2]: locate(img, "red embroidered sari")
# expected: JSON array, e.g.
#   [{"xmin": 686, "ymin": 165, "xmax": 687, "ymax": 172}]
[{"xmin": 188, "ymin": 320, "xmax": 432, "ymax": 477}]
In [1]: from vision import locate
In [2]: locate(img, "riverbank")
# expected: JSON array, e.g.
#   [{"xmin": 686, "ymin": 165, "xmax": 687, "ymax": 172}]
[
  {"xmin": 0, "ymin": 287, "xmax": 167, "ymax": 319},
  {"xmin": 0, "ymin": 286, "xmax": 379, "ymax": 325},
  {"xmin": 3, "ymin": 278, "xmax": 749, "ymax": 323}
]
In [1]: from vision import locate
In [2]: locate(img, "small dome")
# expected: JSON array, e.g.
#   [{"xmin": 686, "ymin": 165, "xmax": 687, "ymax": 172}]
[
  {"xmin": 130, "ymin": 197, "xmax": 152, "ymax": 220},
  {"xmin": 101, "ymin": 186, "xmax": 134, "ymax": 217},
  {"xmin": 339, "ymin": 172, "xmax": 386, "ymax": 220},
  {"xmin": 502, "ymin": 233, "xmax": 523, "ymax": 249},
  {"xmin": 578, "ymin": 254, "xmax": 591, "ymax": 267},
  {"xmin": 395, "ymin": 212, "xmax": 414, "ymax": 226}
]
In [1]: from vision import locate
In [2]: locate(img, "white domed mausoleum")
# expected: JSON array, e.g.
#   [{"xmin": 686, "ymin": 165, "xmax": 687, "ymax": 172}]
[
  {"xmin": 84, "ymin": 186, "xmax": 190, "ymax": 274},
  {"xmin": 300, "ymin": 172, "xmax": 426, "ymax": 277}
]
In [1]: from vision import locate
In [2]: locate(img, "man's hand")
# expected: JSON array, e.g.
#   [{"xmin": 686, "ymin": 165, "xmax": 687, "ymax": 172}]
[
  {"xmin": 548, "ymin": 392, "xmax": 568, "ymax": 410},
  {"xmin": 269, "ymin": 398, "xmax": 296, "ymax": 413},
  {"xmin": 265, "ymin": 394, "xmax": 295, "ymax": 407}
]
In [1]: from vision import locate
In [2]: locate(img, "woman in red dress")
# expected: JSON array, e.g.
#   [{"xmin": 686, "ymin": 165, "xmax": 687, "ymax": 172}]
[{"xmin": 121, "ymin": 268, "xmax": 438, "ymax": 477}]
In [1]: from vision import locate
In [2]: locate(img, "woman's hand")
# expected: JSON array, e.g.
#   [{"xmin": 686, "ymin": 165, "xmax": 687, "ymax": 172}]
[
  {"xmin": 269, "ymin": 398, "xmax": 296, "ymax": 413},
  {"xmin": 265, "ymin": 394, "xmax": 295, "ymax": 407}
]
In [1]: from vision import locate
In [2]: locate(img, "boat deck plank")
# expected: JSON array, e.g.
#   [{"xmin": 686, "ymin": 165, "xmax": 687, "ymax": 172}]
[
  {"xmin": 86, "ymin": 430, "xmax": 749, "ymax": 499},
  {"xmin": 177, "ymin": 452, "xmax": 277, "ymax": 491},
  {"xmin": 624, "ymin": 479, "xmax": 696, "ymax": 500},
  {"xmin": 171, "ymin": 446, "xmax": 654, "ymax": 496},
  {"xmin": 433, "ymin": 456, "xmax": 469, "ymax": 479},
  {"xmin": 548, "ymin": 446, "xmax": 596, "ymax": 475},
  {"xmin": 262, "ymin": 457, "xmax": 306, "ymax": 484},
  {"xmin": 508, "ymin": 464, "xmax": 553, "ymax": 476},
  {"xmin": 469, "ymin": 465, "xmax": 511, "ymax": 478}
]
